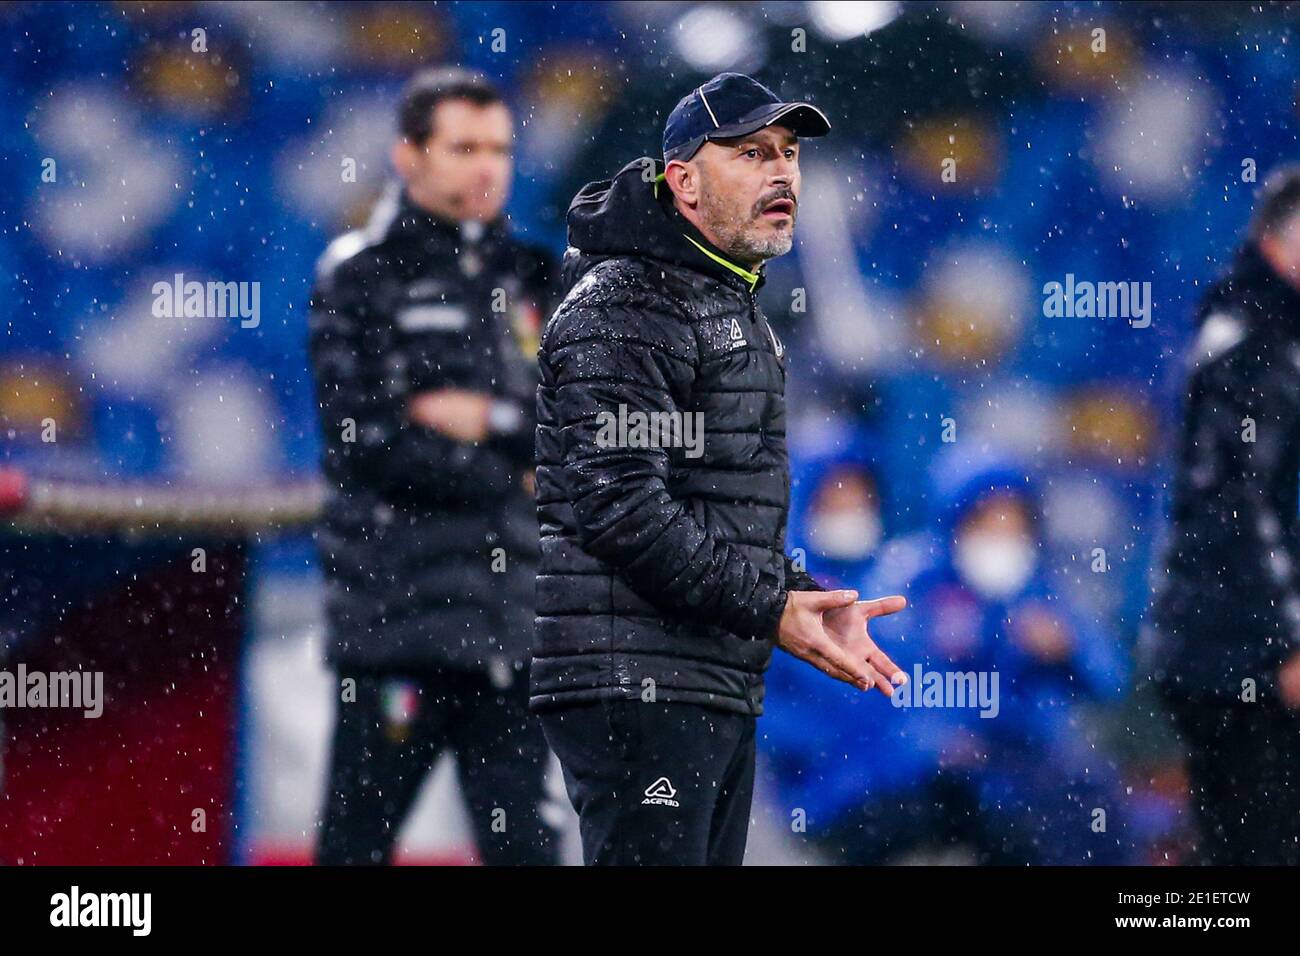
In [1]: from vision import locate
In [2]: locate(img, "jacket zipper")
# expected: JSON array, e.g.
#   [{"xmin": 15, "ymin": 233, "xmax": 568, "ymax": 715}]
[{"xmin": 749, "ymin": 288, "xmax": 783, "ymax": 357}]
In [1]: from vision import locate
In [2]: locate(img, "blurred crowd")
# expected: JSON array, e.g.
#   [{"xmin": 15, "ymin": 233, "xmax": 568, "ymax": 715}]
[{"xmin": 5, "ymin": 1, "xmax": 1300, "ymax": 863}]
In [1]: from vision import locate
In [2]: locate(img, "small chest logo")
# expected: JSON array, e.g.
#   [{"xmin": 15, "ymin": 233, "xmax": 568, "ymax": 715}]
[
  {"xmin": 509, "ymin": 297, "xmax": 542, "ymax": 359},
  {"xmin": 641, "ymin": 776, "xmax": 680, "ymax": 807},
  {"xmin": 382, "ymin": 679, "xmax": 421, "ymax": 743},
  {"xmin": 729, "ymin": 317, "xmax": 747, "ymax": 349}
]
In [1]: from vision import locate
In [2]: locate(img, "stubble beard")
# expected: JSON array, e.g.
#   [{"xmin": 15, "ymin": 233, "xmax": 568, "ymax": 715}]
[{"xmin": 698, "ymin": 188, "xmax": 795, "ymax": 267}]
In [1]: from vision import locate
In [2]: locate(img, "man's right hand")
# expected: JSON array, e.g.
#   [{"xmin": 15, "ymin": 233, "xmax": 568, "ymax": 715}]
[
  {"xmin": 409, "ymin": 388, "xmax": 492, "ymax": 443},
  {"xmin": 777, "ymin": 589, "xmax": 894, "ymax": 693}
]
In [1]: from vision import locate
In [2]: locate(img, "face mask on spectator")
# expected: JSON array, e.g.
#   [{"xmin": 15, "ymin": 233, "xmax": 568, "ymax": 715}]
[
  {"xmin": 808, "ymin": 508, "xmax": 882, "ymax": 561},
  {"xmin": 953, "ymin": 530, "xmax": 1037, "ymax": 600}
]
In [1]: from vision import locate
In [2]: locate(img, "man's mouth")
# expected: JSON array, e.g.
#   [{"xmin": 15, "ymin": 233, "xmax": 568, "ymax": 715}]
[{"xmin": 761, "ymin": 198, "xmax": 795, "ymax": 220}]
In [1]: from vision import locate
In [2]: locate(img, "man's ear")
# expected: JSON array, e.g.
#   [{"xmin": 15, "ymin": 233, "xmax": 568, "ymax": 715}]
[
  {"xmin": 664, "ymin": 159, "xmax": 700, "ymax": 207},
  {"xmin": 391, "ymin": 138, "xmax": 419, "ymax": 182},
  {"xmin": 1258, "ymin": 232, "xmax": 1289, "ymax": 279}
]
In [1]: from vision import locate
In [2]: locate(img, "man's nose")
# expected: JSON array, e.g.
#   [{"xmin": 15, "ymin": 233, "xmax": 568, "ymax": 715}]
[{"xmin": 768, "ymin": 157, "xmax": 797, "ymax": 188}]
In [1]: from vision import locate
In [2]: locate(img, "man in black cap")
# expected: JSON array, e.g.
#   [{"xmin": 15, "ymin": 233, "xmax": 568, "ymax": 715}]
[{"xmin": 532, "ymin": 73, "xmax": 909, "ymax": 865}]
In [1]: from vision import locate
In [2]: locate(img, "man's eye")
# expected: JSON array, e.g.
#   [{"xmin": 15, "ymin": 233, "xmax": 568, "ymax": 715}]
[{"xmin": 745, "ymin": 149, "xmax": 760, "ymax": 159}]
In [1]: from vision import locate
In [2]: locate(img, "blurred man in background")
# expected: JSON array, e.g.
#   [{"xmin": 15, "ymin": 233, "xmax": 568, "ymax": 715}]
[
  {"xmin": 531, "ymin": 72, "xmax": 907, "ymax": 865},
  {"xmin": 307, "ymin": 67, "xmax": 557, "ymax": 865},
  {"xmin": 1149, "ymin": 165, "xmax": 1300, "ymax": 865}
]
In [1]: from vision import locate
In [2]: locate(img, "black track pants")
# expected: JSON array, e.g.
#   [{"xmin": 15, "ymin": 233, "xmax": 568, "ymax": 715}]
[
  {"xmin": 540, "ymin": 699, "xmax": 756, "ymax": 865},
  {"xmin": 317, "ymin": 664, "xmax": 558, "ymax": 866}
]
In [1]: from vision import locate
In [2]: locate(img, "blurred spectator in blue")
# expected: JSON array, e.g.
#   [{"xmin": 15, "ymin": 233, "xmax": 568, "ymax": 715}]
[
  {"xmin": 786, "ymin": 432, "xmax": 885, "ymax": 591},
  {"xmin": 764, "ymin": 445, "xmax": 1132, "ymax": 862},
  {"xmin": 762, "ymin": 443, "xmax": 929, "ymax": 857},
  {"xmin": 785, "ymin": 424, "xmax": 933, "ymax": 589}
]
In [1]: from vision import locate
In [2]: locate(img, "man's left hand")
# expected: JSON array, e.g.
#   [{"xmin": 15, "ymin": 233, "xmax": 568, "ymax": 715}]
[{"xmin": 822, "ymin": 595, "xmax": 909, "ymax": 696}]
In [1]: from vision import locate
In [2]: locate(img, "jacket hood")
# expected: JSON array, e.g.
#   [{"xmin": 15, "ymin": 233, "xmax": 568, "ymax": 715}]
[
  {"xmin": 563, "ymin": 157, "xmax": 767, "ymax": 296},
  {"xmin": 928, "ymin": 444, "xmax": 1041, "ymax": 535}
]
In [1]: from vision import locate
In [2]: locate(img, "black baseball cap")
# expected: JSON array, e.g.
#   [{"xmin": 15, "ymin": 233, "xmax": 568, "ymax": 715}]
[{"xmin": 662, "ymin": 72, "xmax": 831, "ymax": 164}]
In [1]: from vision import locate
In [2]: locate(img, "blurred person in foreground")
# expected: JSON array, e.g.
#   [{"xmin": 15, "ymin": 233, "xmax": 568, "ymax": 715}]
[
  {"xmin": 1148, "ymin": 165, "xmax": 1300, "ymax": 865},
  {"xmin": 768, "ymin": 449, "xmax": 1129, "ymax": 864},
  {"xmin": 531, "ymin": 72, "xmax": 908, "ymax": 866},
  {"xmin": 307, "ymin": 67, "xmax": 558, "ymax": 865}
]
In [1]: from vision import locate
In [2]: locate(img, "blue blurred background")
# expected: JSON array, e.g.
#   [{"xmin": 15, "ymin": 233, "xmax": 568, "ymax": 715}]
[{"xmin": 3, "ymin": 0, "xmax": 1298, "ymax": 864}]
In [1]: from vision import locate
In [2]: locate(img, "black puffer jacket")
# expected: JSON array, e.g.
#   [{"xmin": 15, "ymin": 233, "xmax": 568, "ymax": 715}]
[
  {"xmin": 531, "ymin": 158, "xmax": 823, "ymax": 717},
  {"xmin": 308, "ymin": 185, "xmax": 553, "ymax": 672},
  {"xmin": 1147, "ymin": 244, "xmax": 1300, "ymax": 701}
]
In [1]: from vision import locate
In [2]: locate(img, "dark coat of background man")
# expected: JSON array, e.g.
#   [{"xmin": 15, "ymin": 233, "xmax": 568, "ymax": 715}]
[
  {"xmin": 1148, "ymin": 164, "xmax": 1300, "ymax": 864},
  {"xmin": 307, "ymin": 67, "xmax": 558, "ymax": 865},
  {"xmin": 532, "ymin": 73, "xmax": 908, "ymax": 866}
]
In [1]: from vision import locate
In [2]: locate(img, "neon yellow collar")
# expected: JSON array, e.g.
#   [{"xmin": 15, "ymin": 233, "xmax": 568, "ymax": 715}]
[
  {"xmin": 681, "ymin": 235, "xmax": 761, "ymax": 291},
  {"xmin": 652, "ymin": 172, "xmax": 762, "ymax": 291}
]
